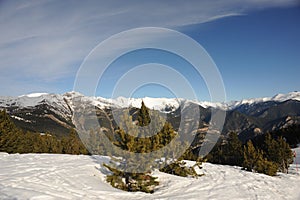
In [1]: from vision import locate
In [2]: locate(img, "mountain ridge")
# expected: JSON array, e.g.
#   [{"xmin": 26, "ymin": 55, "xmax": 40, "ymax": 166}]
[
  {"xmin": 1, "ymin": 91, "xmax": 299, "ymax": 112},
  {"xmin": 0, "ymin": 91, "xmax": 299, "ymax": 141}
]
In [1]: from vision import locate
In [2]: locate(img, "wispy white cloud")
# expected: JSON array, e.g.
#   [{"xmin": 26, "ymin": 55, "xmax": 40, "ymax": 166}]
[{"xmin": 0, "ymin": 0, "xmax": 298, "ymax": 95}]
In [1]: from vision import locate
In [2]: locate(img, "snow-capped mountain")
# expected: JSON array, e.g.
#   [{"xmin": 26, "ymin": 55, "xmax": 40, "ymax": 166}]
[
  {"xmin": 1, "ymin": 93, "xmax": 72, "ymax": 118},
  {"xmin": 2, "ymin": 91, "xmax": 299, "ymax": 111},
  {"xmin": 0, "ymin": 91, "xmax": 300, "ymax": 140},
  {"xmin": 196, "ymin": 91, "xmax": 300, "ymax": 110}
]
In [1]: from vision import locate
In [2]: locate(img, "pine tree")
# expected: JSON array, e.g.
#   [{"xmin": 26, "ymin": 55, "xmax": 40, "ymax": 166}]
[
  {"xmin": 263, "ymin": 133, "xmax": 278, "ymax": 162},
  {"xmin": 207, "ymin": 133, "xmax": 244, "ymax": 166},
  {"xmin": 61, "ymin": 129, "xmax": 88, "ymax": 155},
  {"xmin": 160, "ymin": 160, "xmax": 199, "ymax": 177},
  {"xmin": 255, "ymin": 155, "xmax": 277, "ymax": 176},
  {"xmin": 243, "ymin": 140, "xmax": 278, "ymax": 176},
  {"xmin": 137, "ymin": 101, "xmax": 151, "ymax": 127},
  {"xmin": 276, "ymin": 137, "xmax": 293, "ymax": 173},
  {"xmin": 107, "ymin": 101, "xmax": 197, "ymax": 193},
  {"xmin": 0, "ymin": 110, "xmax": 16, "ymax": 133},
  {"xmin": 263, "ymin": 133, "xmax": 293, "ymax": 173},
  {"xmin": 243, "ymin": 140, "xmax": 257, "ymax": 171},
  {"xmin": 225, "ymin": 132, "xmax": 243, "ymax": 165}
]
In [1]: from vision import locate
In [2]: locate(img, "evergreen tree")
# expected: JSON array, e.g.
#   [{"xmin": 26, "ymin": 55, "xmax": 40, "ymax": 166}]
[
  {"xmin": 207, "ymin": 132, "xmax": 243, "ymax": 166},
  {"xmin": 61, "ymin": 129, "xmax": 89, "ymax": 155},
  {"xmin": 160, "ymin": 160, "xmax": 200, "ymax": 177},
  {"xmin": 255, "ymin": 156, "xmax": 277, "ymax": 176},
  {"xmin": 263, "ymin": 133, "xmax": 278, "ymax": 163},
  {"xmin": 276, "ymin": 137, "xmax": 293, "ymax": 173},
  {"xmin": 137, "ymin": 101, "xmax": 151, "ymax": 127},
  {"xmin": 243, "ymin": 140, "xmax": 257, "ymax": 171},
  {"xmin": 104, "ymin": 163, "xmax": 159, "ymax": 193},
  {"xmin": 106, "ymin": 101, "xmax": 199, "ymax": 193},
  {"xmin": 243, "ymin": 140, "xmax": 278, "ymax": 176},
  {"xmin": 0, "ymin": 110, "xmax": 16, "ymax": 133},
  {"xmin": 263, "ymin": 133, "xmax": 293, "ymax": 173},
  {"xmin": 224, "ymin": 132, "xmax": 244, "ymax": 165}
]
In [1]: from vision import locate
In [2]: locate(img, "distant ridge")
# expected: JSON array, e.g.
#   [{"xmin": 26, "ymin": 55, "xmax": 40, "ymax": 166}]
[
  {"xmin": 0, "ymin": 91, "xmax": 299, "ymax": 140},
  {"xmin": 1, "ymin": 91, "xmax": 299, "ymax": 111}
]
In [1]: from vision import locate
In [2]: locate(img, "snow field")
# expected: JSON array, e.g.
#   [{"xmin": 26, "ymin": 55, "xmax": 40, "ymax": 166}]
[{"xmin": 0, "ymin": 152, "xmax": 300, "ymax": 200}]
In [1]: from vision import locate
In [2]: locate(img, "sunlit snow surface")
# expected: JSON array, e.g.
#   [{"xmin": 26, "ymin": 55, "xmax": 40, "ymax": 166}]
[{"xmin": 0, "ymin": 151, "xmax": 300, "ymax": 200}]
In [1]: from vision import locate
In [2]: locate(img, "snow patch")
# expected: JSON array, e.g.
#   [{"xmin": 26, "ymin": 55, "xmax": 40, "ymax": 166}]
[
  {"xmin": 11, "ymin": 115, "xmax": 32, "ymax": 123},
  {"xmin": 20, "ymin": 93, "xmax": 49, "ymax": 98}
]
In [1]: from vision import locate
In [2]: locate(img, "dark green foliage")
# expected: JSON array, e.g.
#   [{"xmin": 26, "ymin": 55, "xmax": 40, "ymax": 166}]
[
  {"xmin": 223, "ymin": 132, "xmax": 244, "ymax": 165},
  {"xmin": 61, "ymin": 129, "xmax": 89, "ymax": 155},
  {"xmin": 207, "ymin": 132, "xmax": 243, "ymax": 166},
  {"xmin": 112, "ymin": 103, "xmax": 177, "ymax": 156},
  {"xmin": 104, "ymin": 164, "xmax": 159, "ymax": 193},
  {"xmin": 255, "ymin": 158, "xmax": 278, "ymax": 176},
  {"xmin": 252, "ymin": 124, "xmax": 300, "ymax": 148},
  {"xmin": 262, "ymin": 133, "xmax": 293, "ymax": 173},
  {"xmin": 113, "ymin": 122, "xmax": 176, "ymax": 153},
  {"xmin": 159, "ymin": 160, "xmax": 201, "ymax": 177},
  {"xmin": 207, "ymin": 130, "xmax": 293, "ymax": 176},
  {"xmin": 242, "ymin": 140, "xmax": 258, "ymax": 171},
  {"xmin": 242, "ymin": 140, "xmax": 278, "ymax": 176},
  {"xmin": 137, "ymin": 101, "xmax": 151, "ymax": 127},
  {"xmin": 271, "ymin": 124, "xmax": 300, "ymax": 148},
  {"xmin": 106, "ymin": 102, "xmax": 201, "ymax": 193},
  {"xmin": 0, "ymin": 110, "xmax": 88, "ymax": 155},
  {"xmin": 180, "ymin": 147, "xmax": 200, "ymax": 161},
  {"xmin": 0, "ymin": 110, "xmax": 15, "ymax": 132}
]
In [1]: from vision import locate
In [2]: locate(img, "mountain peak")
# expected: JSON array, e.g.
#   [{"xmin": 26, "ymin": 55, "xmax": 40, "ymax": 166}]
[
  {"xmin": 271, "ymin": 91, "xmax": 300, "ymax": 102},
  {"xmin": 19, "ymin": 92, "xmax": 49, "ymax": 98}
]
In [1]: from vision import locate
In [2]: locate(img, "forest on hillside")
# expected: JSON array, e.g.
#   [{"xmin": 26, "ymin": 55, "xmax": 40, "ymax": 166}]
[{"xmin": 0, "ymin": 110, "xmax": 88, "ymax": 155}]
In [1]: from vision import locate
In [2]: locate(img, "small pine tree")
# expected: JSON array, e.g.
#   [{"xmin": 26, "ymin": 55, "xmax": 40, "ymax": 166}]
[
  {"xmin": 255, "ymin": 156, "xmax": 278, "ymax": 176},
  {"xmin": 276, "ymin": 137, "xmax": 293, "ymax": 173},
  {"xmin": 137, "ymin": 101, "xmax": 151, "ymax": 127},
  {"xmin": 224, "ymin": 132, "xmax": 244, "ymax": 165},
  {"xmin": 263, "ymin": 133, "xmax": 293, "ymax": 173},
  {"xmin": 243, "ymin": 140, "xmax": 257, "ymax": 171},
  {"xmin": 243, "ymin": 140, "xmax": 278, "ymax": 176},
  {"xmin": 104, "ymin": 163, "xmax": 159, "ymax": 193},
  {"xmin": 159, "ymin": 160, "xmax": 200, "ymax": 177}
]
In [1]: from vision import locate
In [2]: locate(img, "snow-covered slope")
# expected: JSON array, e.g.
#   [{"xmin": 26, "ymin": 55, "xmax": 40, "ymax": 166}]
[
  {"xmin": 0, "ymin": 153, "xmax": 299, "ymax": 200},
  {"xmin": 225, "ymin": 91, "xmax": 300, "ymax": 110},
  {"xmin": 198, "ymin": 91, "xmax": 300, "ymax": 110},
  {"xmin": 64, "ymin": 92, "xmax": 182, "ymax": 112},
  {"xmin": 0, "ymin": 93, "xmax": 72, "ymax": 119}
]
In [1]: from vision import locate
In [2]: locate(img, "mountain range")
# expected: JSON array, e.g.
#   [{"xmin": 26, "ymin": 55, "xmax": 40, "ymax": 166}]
[{"xmin": 0, "ymin": 91, "xmax": 300, "ymax": 142}]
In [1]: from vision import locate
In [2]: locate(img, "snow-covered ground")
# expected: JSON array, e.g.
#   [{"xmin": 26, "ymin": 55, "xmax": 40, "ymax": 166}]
[{"xmin": 0, "ymin": 152, "xmax": 300, "ymax": 200}]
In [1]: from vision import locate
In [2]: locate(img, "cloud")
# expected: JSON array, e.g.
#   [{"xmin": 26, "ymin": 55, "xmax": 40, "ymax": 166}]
[{"xmin": 0, "ymin": 0, "xmax": 298, "ymax": 95}]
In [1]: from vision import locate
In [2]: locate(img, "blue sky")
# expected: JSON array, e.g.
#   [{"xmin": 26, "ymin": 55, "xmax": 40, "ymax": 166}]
[{"xmin": 0, "ymin": 0, "xmax": 299, "ymax": 101}]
